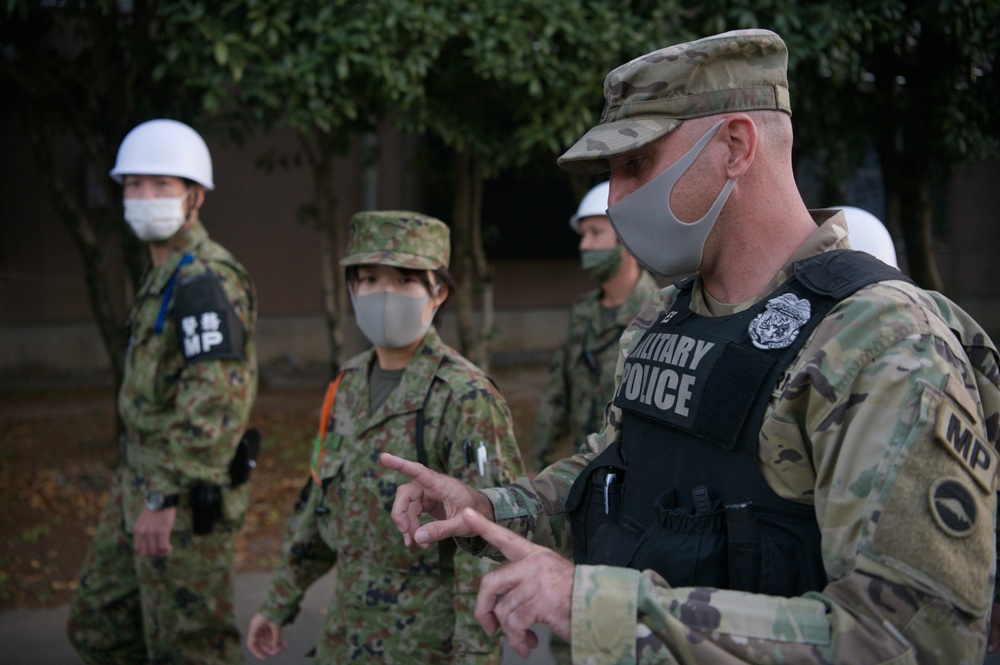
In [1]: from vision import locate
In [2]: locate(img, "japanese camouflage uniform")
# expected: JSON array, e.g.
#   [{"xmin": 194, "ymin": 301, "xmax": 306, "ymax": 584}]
[
  {"xmin": 258, "ymin": 212, "xmax": 526, "ymax": 664},
  {"xmin": 474, "ymin": 30, "xmax": 1000, "ymax": 664},
  {"xmin": 531, "ymin": 271, "xmax": 658, "ymax": 471},
  {"xmin": 68, "ymin": 219, "xmax": 257, "ymax": 664}
]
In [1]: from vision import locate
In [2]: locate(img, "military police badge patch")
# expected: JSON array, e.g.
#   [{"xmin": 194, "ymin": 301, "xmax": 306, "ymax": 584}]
[{"xmin": 748, "ymin": 293, "xmax": 811, "ymax": 350}]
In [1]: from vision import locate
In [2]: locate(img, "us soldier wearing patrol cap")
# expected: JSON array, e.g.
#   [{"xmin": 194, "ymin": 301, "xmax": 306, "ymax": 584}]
[
  {"xmin": 246, "ymin": 211, "xmax": 525, "ymax": 663},
  {"xmin": 384, "ymin": 29, "xmax": 1000, "ymax": 663},
  {"xmin": 68, "ymin": 119, "xmax": 258, "ymax": 663}
]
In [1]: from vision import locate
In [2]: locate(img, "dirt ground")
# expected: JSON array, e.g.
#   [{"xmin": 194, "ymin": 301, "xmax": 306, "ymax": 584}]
[{"xmin": 0, "ymin": 364, "xmax": 549, "ymax": 612}]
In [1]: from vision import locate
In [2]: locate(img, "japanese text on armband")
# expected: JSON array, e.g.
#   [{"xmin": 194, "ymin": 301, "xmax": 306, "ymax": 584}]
[{"xmin": 173, "ymin": 272, "xmax": 245, "ymax": 364}]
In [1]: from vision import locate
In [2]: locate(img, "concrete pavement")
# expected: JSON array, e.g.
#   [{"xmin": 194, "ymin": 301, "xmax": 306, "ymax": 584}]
[{"xmin": 0, "ymin": 570, "xmax": 555, "ymax": 664}]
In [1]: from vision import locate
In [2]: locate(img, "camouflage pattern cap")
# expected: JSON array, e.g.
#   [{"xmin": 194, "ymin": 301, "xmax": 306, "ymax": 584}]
[
  {"xmin": 340, "ymin": 211, "xmax": 450, "ymax": 270},
  {"xmin": 558, "ymin": 29, "xmax": 791, "ymax": 174}
]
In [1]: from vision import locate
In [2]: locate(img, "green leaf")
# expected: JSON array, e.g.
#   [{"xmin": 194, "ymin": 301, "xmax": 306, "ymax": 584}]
[{"xmin": 214, "ymin": 41, "xmax": 229, "ymax": 67}]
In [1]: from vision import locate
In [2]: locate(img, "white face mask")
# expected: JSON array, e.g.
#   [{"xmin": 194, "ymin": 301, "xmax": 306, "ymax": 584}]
[
  {"xmin": 607, "ymin": 121, "xmax": 735, "ymax": 276},
  {"xmin": 123, "ymin": 193, "xmax": 188, "ymax": 242},
  {"xmin": 350, "ymin": 289, "xmax": 437, "ymax": 349}
]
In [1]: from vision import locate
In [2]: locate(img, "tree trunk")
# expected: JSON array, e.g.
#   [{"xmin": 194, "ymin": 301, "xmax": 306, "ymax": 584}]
[
  {"xmin": 468, "ymin": 161, "xmax": 493, "ymax": 372},
  {"xmin": 23, "ymin": 114, "xmax": 127, "ymax": 386},
  {"xmin": 898, "ymin": 177, "xmax": 943, "ymax": 292},
  {"xmin": 317, "ymin": 224, "xmax": 344, "ymax": 375},
  {"xmin": 876, "ymin": 136, "xmax": 943, "ymax": 291},
  {"xmin": 300, "ymin": 132, "xmax": 346, "ymax": 376},
  {"xmin": 449, "ymin": 151, "xmax": 494, "ymax": 370},
  {"xmin": 451, "ymin": 151, "xmax": 477, "ymax": 361}
]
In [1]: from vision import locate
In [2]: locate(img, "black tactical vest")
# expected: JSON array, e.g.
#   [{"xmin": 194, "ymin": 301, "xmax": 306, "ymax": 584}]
[{"xmin": 566, "ymin": 249, "xmax": 910, "ymax": 596}]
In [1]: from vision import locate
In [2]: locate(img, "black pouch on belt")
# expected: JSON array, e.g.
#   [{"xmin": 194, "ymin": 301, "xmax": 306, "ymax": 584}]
[
  {"xmin": 191, "ymin": 481, "xmax": 223, "ymax": 535},
  {"xmin": 229, "ymin": 428, "xmax": 261, "ymax": 487}
]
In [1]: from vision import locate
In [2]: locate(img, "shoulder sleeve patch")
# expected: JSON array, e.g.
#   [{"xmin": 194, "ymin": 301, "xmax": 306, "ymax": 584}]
[
  {"xmin": 173, "ymin": 271, "xmax": 246, "ymax": 365},
  {"xmin": 928, "ymin": 477, "xmax": 978, "ymax": 538},
  {"xmin": 935, "ymin": 402, "xmax": 997, "ymax": 492}
]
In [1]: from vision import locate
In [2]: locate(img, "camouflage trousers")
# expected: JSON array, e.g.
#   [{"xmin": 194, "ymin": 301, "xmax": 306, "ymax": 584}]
[{"xmin": 67, "ymin": 481, "xmax": 242, "ymax": 665}]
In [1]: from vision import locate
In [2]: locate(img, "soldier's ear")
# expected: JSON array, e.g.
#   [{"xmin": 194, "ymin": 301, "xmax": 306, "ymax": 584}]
[
  {"xmin": 720, "ymin": 115, "xmax": 756, "ymax": 179},
  {"xmin": 431, "ymin": 282, "xmax": 449, "ymax": 306}
]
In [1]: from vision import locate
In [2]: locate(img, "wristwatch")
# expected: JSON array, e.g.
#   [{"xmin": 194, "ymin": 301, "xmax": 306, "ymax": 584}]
[{"xmin": 144, "ymin": 490, "xmax": 180, "ymax": 511}]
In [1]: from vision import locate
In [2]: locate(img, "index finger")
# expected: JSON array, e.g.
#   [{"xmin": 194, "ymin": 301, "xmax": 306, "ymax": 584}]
[
  {"xmin": 380, "ymin": 452, "xmax": 436, "ymax": 484},
  {"xmin": 460, "ymin": 507, "xmax": 537, "ymax": 563}
]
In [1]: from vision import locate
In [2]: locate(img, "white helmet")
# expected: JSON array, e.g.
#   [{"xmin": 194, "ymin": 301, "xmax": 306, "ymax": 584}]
[
  {"xmin": 569, "ymin": 181, "xmax": 610, "ymax": 233},
  {"xmin": 109, "ymin": 119, "xmax": 215, "ymax": 190},
  {"xmin": 829, "ymin": 206, "xmax": 899, "ymax": 268}
]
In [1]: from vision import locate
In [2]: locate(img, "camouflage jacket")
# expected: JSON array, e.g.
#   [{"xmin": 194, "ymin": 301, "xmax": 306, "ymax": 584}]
[
  {"xmin": 260, "ymin": 327, "xmax": 525, "ymax": 664},
  {"xmin": 481, "ymin": 212, "xmax": 1000, "ymax": 664},
  {"xmin": 530, "ymin": 271, "xmax": 658, "ymax": 471},
  {"xmin": 118, "ymin": 220, "xmax": 257, "ymax": 531}
]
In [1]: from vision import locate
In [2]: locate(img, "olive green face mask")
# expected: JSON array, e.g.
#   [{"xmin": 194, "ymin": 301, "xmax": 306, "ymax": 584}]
[{"xmin": 580, "ymin": 245, "xmax": 623, "ymax": 283}]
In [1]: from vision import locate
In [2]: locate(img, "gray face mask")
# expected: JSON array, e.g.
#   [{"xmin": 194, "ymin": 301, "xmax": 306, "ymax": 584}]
[
  {"xmin": 350, "ymin": 289, "xmax": 436, "ymax": 349},
  {"xmin": 606, "ymin": 121, "xmax": 735, "ymax": 276}
]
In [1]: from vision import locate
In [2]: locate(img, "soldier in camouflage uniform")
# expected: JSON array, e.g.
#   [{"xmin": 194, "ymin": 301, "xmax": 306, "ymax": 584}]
[
  {"xmin": 385, "ymin": 29, "xmax": 1000, "ymax": 664},
  {"xmin": 531, "ymin": 181, "xmax": 658, "ymax": 472},
  {"xmin": 246, "ymin": 211, "xmax": 525, "ymax": 664},
  {"xmin": 67, "ymin": 119, "xmax": 258, "ymax": 664}
]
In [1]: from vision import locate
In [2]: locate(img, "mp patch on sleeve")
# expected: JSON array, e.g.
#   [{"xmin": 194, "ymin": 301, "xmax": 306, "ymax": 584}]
[
  {"xmin": 173, "ymin": 271, "xmax": 245, "ymax": 364},
  {"xmin": 934, "ymin": 402, "xmax": 997, "ymax": 492}
]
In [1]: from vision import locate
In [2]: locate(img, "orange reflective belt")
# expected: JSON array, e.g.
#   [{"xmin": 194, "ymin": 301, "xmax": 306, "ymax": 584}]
[{"xmin": 310, "ymin": 370, "xmax": 344, "ymax": 485}]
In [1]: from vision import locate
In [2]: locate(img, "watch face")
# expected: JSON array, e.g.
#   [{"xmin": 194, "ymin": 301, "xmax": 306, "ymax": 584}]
[{"xmin": 145, "ymin": 491, "xmax": 164, "ymax": 511}]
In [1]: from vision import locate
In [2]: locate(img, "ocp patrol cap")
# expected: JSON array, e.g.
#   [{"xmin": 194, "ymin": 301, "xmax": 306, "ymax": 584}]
[
  {"xmin": 558, "ymin": 29, "xmax": 791, "ymax": 174},
  {"xmin": 340, "ymin": 211, "xmax": 450, "ymax": 271}
]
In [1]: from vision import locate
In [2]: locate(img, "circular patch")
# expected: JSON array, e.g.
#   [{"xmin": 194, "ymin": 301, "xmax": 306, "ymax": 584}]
[{"xmin": 929, "ymin": 478, "xmax": 978, "ymax": 538}]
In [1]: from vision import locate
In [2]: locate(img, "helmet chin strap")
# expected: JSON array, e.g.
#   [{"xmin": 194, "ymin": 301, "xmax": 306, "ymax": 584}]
[{"xmin": 184, "ymin": 186, "xmax": 205, "ymax": 222}]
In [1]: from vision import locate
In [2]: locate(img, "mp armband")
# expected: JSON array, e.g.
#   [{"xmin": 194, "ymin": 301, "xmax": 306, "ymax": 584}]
[{"xmin": 173, "ymin": 269, "xmax": 246, "ymax": 365}]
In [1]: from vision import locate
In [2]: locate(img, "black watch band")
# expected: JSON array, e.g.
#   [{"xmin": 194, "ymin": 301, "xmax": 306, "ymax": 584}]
[{"xmin": 144, "ymin": 490, "xmax": 180, "ymax": 511}]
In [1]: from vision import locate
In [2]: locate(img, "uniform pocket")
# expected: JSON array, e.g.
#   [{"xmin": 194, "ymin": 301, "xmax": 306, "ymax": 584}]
[
  {"xmin": 566, "ymin": 443, "xmax": 630, "ymax": 565},
  {"xmin": 629, "ymin": 487, "xmax": 728, "ymax": 586},
  {"xmin": 725, "ymin": 502, "xmax": 762, "ymax": 592}
]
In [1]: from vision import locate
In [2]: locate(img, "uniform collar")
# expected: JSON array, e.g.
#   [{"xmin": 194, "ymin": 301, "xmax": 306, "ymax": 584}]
[
  {"xmin": 172, "ymin": 218, "xmax": 210, "ymax": 256},
  {"xmin": 353, "ymin": 326, "xmax": 447, "ymax": 424},
  {"xmin": 142, "ymin": 220, "xmax": 210, "ymax": 295},
  {"xmin": 693, "ymin": 211, "xmax": 850, "ymax": 316},
  {"xmin": 619, "ymin": 271, "xmax": 659, "ymax": 325}
]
